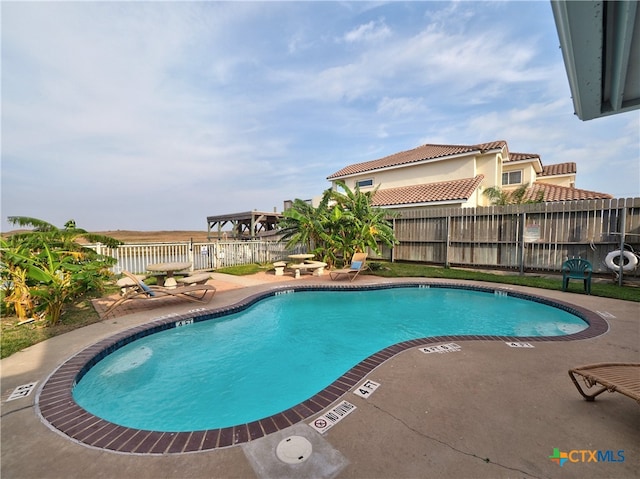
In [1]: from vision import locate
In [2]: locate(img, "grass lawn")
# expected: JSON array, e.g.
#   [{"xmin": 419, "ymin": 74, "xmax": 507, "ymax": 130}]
[
  {"xmin": 2, "ymin": 262, "xmax": 638, "ymax": 359},
  {"xmin": 368, "ymin": 262, "xmax": 640, "ymax": 302}
]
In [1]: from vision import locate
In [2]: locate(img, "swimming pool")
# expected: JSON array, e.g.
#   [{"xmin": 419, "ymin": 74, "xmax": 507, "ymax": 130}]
[{"xmin": 38, "ymin": 283, "xmax": 607, "ymax": 453}]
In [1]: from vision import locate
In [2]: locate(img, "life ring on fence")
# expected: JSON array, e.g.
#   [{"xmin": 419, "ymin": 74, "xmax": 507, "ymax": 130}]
[{"xmin": 605, "ymin": 250, "xmax": 638, "ymax": 272}]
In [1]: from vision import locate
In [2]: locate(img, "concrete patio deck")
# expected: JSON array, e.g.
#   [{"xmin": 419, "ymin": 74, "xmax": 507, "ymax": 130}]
[{"xmin": 1, "ymin": 272, "xmax": 638, "ymax": 479}]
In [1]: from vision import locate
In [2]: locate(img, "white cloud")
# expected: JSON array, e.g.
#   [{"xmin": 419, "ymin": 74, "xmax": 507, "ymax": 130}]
[
  {"xmin": 2, "ymin": 1, "xmax": 638, "ymax": 232},
  {"xmin": 343, "ymin": 19, "xmax": 391, "ymax": 43},
  {"xmin": 377, "ymin": 97, "xmax": 426, "ymax": 117}
]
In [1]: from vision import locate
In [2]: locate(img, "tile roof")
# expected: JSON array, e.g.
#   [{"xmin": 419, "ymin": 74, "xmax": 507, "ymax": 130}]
[
  {"xmin": 327, "ymin": 141, "xmax": 507, "ymax": 179},
  {"xmin": 369, "ymin": 177, "xmax": 611, "ymax": 207},
  {"xmin": 527, "ymin": 183, "xmax": 612, "ymax": 201},
  {"xmin": 505, "ymin": 152, "xmax": 539, "ymax": 163},
  {"xmin": 371, "ymin": 176, "xmax": 484, "ymax": 207},
  {"xmin": 539, "ymin": 162, "xmax": 576, "ymax": 176}
]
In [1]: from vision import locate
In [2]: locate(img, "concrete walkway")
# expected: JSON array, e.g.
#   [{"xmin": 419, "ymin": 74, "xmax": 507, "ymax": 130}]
[{"xmin": 1, "ymin": 273, "xmax": 639, "ymax": 479}]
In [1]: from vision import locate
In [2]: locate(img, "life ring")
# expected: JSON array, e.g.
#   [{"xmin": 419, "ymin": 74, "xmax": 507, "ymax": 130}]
[{"xmin": 605, "ymin": 250, "xmax": 638, "ymax": 272}]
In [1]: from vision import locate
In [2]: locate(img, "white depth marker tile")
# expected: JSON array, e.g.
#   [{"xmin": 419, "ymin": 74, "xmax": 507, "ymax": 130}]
[
  {"xmin": 353, "ymin": 380, "xmax": 380, "ymax": 398},
  {"xmin": 419, "ymin": 342, "xmax": 461, "ymax": 354}
]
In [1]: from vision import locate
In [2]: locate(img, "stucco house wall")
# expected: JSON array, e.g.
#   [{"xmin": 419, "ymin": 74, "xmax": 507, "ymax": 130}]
[
  {"xmin": 324, "ymin": 140, "xmax": 611, "ymax": 210},
  {"xmin": 340, "ymin": 155, "xmax": 475, "ymax": 191}
]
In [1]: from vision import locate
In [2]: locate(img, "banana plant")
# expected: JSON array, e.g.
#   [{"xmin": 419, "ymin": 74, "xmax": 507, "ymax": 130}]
[
  {"xmin": 3, "ymin": 242, "xmax": 77, "ymax": 325},
  {"xmin": 1, "ymin": 263, "xmax": 35, "ymax": 320},
  {"xmin": 1, "ymin": 217, "xmax": 120, "ymax": 325},
  {"xmin": 279, "ymin": 182, "xmax": 398, "ymax": 267},
  {"xmin": 325, "ymin": 181, "xmax": 398, "ymax": 262}
]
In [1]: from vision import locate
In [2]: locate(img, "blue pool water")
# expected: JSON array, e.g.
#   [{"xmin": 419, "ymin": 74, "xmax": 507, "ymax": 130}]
[{"xmin": 73, "ymin": 287, "xmax": 587, "ymax": 431}]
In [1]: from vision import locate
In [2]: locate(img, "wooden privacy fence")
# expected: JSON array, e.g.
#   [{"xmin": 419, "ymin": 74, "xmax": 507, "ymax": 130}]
[
  {"xmin": 90, "ymin": 198, "xmax": 640, "ymax": 279},
  {"xmin": 378, "ymin": 197, "xmax": 640, "ymax": 277},
  {"xmin": 90, "ymin": 241, "xmax": 302, "ymax": 275}
]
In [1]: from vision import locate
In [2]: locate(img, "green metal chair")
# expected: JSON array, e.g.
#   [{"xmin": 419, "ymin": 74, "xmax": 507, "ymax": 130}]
[{"xmin": 561, "ymin": 258, "xmax": 593, "ymax": 294}]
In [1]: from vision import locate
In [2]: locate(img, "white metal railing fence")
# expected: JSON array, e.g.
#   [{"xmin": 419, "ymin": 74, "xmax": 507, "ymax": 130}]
[{"xmin": 89, "ymin": 241, "xmax": 304, "ymax": 274}]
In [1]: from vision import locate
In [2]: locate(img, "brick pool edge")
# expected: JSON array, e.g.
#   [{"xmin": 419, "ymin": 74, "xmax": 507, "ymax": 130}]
[{"xmin": 36, "ymin": 282, "xmax": 608, "ymax": 455}]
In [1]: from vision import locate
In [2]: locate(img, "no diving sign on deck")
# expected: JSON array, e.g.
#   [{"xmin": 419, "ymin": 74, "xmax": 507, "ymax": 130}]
[{"xmin": 309, "ymin": 400, "xmax": 357, "ymax": 434}]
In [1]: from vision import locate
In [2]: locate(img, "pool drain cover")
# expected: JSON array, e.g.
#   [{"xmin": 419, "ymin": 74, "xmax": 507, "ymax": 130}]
[{"xmin": 275, "ymin": 435, "xmax": 313, "ymax": 464}]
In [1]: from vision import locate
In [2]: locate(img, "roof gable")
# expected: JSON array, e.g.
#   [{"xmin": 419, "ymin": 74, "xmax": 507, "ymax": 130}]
[
  {"xmin": 505, "ymin": 152, "xmax": 539, "ymax": 163},
  {"xmin": 539, "ymin": 162, "xmax": 577, "ymax": 177}
]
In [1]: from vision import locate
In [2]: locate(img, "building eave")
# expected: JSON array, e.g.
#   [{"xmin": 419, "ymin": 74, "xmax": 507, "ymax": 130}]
[{"xmin": 551, "ymin": 0, "xmax": 640, "ymax": 120}]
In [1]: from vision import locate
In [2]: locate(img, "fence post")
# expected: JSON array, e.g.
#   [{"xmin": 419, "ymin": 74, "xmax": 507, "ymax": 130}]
[
  {"xmin": 618, "ymin": 203, "xmax": 627, "ymax": 286},
  {"xmin": 445, "ymin": 215, "xmax": 451, "ymax": 268},
  {"xmin": 518, "ymin": 212, "xmax": 526, "ymax": 275}
]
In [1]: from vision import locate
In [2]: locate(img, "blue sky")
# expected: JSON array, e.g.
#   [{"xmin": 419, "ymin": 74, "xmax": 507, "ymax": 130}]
[{"xmin": 2, "ymin": 1, "xmax": 639, "ymax": 232}]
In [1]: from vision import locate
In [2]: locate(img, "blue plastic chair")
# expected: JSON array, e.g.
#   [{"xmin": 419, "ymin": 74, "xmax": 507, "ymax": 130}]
[{"xmin": 561, "ymin": 258, "xmax": 593, "ymax": 294}]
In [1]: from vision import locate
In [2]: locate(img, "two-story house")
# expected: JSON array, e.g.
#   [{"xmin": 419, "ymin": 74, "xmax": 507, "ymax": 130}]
[{"xmin": 326, "ymin": 140, "xmax": 612, "ymax": 209}]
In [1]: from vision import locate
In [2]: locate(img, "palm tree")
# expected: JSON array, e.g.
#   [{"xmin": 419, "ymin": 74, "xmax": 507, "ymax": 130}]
[
  {"xmin": 483, "ymin": 185, "xmax": 544, "ymax": 205},
  {"xmin": 279, "ymin": 182, "xmax": 398, "ymax": 267},
  {"xmin": 6, "ymin": 216, "xmax": 121, "ymax": 250},
  {"xmin": 278, "ymin": 198, "xmax": 331, "ymax": 258},
  {"xmin": 325, "ymin": 181, "xmax": 397, "ymax": 262}
]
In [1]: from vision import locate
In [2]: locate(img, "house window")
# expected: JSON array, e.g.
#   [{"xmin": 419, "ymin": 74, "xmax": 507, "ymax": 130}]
[
  {"xmin": 355, "ymin": 179, "xmax": 374, "ymax": 188},
  {"xmin": 502, "ymin": 170, "xmax": 522, "ymax": 185}
]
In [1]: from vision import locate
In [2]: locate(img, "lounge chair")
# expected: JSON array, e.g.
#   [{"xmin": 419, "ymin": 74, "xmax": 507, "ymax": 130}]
[
  {"xmin": 105, "ymin": 271, "xmax": 216, "ymax": 316},
  {"xmin": 568, "ymin": 363, "xmax": 640, "ymax": 403},
  {"xmin": 329, "ymin": 253, "xmax": 368, "ymax": 282}
]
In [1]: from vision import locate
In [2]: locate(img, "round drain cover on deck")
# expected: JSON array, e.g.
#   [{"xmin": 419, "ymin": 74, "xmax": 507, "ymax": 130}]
[{"xmin": 276, "ymin": 435, "xmax": 313, "ymax": 464}]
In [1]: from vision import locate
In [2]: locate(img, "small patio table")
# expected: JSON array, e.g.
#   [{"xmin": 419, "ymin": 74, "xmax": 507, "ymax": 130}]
[
  {"xmin": 286, "ymin": 254, "xmax": 325, "ymax": 278},
  {"xmin": 288, "ymin": 254, "xmax": 315, "ymax": 261},
  {"xmin": 146, "ymin": 262, "xmax": 192, "ymax": 288}
]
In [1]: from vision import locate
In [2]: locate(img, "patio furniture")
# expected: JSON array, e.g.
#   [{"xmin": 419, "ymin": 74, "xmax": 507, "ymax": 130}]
[
  {"xmin": 561, "ymin": 258, "xmax": 592, "ymax": 294},
  {"xmin": 146, "ymin": 261, "xmax": 192, "ymax": 287},
  {"xmin": 105, "ymin": 271, "xmax": 215, "ymax": 316},
  {"xmin": 568, "ymin": 363, "xmax": 640, "ymax": 403},
  {"xmin": 176, "ymin": 272, "xmax": 212, "ymax": 286},
  {"xmin": 285, "ymin": 254, "xmax": 327, "ymax": 278},
  {"xmin": 287, "ymin": 260, "xmax": 328, "ymax": 278},
  {"xmin": 329, "ymin": 253, "xmax": 368, "ymax": 282},
  {"xmin": 273, "ymin": 261, "xmax": 287, "ymax": 276}
]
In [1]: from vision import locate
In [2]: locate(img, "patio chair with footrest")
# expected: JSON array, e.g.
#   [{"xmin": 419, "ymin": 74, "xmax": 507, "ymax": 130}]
[
  {"xmin": 329, "ymin": 252, "xmax": 368, "ymax": 282},
  {"xmin": 568, "ymin": 363, "xmax": 640, "ymax": 403},
  {"xmin": 105, "ymin": 271, "xmax": 216, "ymax": 316},
  {"xmin": 561, "ymin": 258, "xmax": 592, "ymax": 294}
]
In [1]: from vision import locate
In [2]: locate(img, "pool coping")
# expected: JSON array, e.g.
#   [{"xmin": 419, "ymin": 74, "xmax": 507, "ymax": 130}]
[{"xmin": 36, "ymin": 282, "xmax": 608, "ymax": 455}]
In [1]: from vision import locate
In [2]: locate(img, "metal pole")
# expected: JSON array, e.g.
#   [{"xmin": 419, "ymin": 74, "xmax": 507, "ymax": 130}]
[
  {"xmin": 391, "ymin": 217, "xmax": 396, "ymax": 263},
  {"xmin": 618, "ymin": 206, "xmax": 626, "ymax": 287},
  {"xmin": 445, "ymin": 215, "xmax": 451, "ymax": 268},
  {"xmin": 519, "ymin": 212, "xmax": 526, "ymax": 276}
]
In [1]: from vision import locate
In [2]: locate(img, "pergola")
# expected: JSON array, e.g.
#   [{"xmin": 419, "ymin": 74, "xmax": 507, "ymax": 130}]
[{"xmin": 206, "ymin": 210, "xmax": 283, "ymax": 240}]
